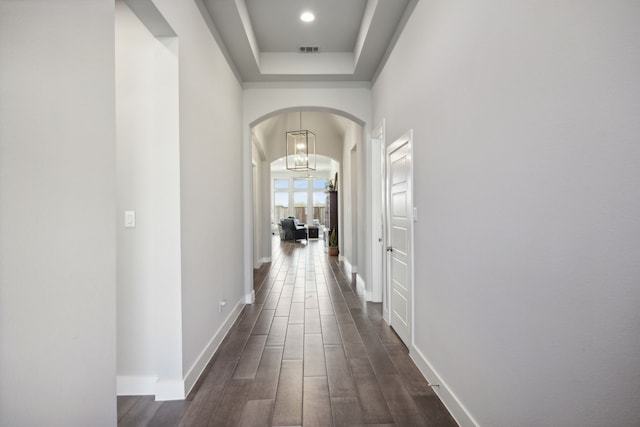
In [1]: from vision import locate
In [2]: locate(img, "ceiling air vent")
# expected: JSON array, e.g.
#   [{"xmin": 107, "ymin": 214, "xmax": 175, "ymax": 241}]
[{"xmin": 299, "ymin": 46, "xmax": 319, "ymax": 53}]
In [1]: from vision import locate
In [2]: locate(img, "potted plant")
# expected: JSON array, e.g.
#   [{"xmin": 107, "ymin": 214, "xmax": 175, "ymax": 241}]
[{"xmin": 328, "ymin": 229, "xmax": 339, "ymax": 256}]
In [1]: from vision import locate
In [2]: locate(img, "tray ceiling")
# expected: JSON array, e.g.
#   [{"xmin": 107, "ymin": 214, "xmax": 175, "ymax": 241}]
[{"xmin": 197, "ymin": 0, "xmax": 416, "ymax": 82}]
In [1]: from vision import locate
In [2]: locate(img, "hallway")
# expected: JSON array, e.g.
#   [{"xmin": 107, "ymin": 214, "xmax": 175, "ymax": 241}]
[{"xmin": 117, "ymin": 238, "xmax": 456, "ymax": 426}]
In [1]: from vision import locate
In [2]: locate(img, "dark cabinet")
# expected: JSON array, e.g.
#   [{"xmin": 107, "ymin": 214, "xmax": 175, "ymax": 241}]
[{"xmin": 325, "ymin": 190, "xmax": 338, "ymax": 245}]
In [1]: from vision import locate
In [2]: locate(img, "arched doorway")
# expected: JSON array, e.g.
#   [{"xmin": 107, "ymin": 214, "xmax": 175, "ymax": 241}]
[{"xmin": 245, "ymin": 106, "xmax": 367, "ymax": 303}]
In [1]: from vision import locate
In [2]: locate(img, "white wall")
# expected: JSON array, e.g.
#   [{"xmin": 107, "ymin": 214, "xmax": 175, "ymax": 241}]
[
  {"xmin": 253, "ymin": 133, "xmax": 273, "ymax": 260},
  {"xmin": 251, "ymin": 141, "xmax": 265, "ymax": 266},
  {"xmin": 115, "ymin": 1, "xmax": 183, "ymax": 399},
  {"xmin": 339, "ymin": 122, "xmax": 368, "ymax": 295},
  {"xmin": 341, "ymin": 134, "xmax": 356, "ymax": 269},
  {"xmin": 261, "ymin": 161, "xmax": 272, "ymax": 258},
  {"xmin": 369, "ymin": 123, "xmax": 385, "ymax": 302},
  {"xmin": 372, "ymin": 1, "xmax": 640, "ymax": 426},
  {"xmin": 0, "ymin": 1, "xmax": 116, "ymax": 426},
  {"xmin": 244, "ymin": 83, "xmax": 372, "ymax": 128},
  {"xmin": 150, "ymin": 0, "xmax": 245, "ymax": 391}
]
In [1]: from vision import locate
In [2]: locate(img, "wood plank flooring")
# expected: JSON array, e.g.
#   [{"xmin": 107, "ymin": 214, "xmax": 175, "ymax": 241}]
[{"xmin": 118, "ymin": 238, "xmax": 457, "ymax": 427}]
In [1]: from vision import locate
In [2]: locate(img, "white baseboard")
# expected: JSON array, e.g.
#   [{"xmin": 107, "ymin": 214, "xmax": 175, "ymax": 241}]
[
  {"xmin": 342, "ymin": 258, "xmax": 351, "ymax": 274},
  {"xmin": 261, "ymin": 256, "xmax": 271, "ymax": 263},
  {"xmin": 117, "ymin": 375, "xmax": 158, "ymax": 396},
  {"xmin": 343, "ymin": 259, "xmax": 358, "ymax": 275},
  {"xmin": 116, "ymin": 376, "xmax": 187, "ymax": 401},
  {"xmin": 245, "ymin": 290, "xmax": 255, "ymax": 304},
  {"xmin": 155, "ymin": 379, "xmax": 185, "ymax": 401},
  {"xmin": 410, "ymin": 344, "xmax": 479, "ymax": 427},
  {"xmin": 182, "ymin": 296, "xmax": 245, "ymax": 397},
  {"xmin": 355, "ymin": 274, "xmax": 369, "ymax": 299}
]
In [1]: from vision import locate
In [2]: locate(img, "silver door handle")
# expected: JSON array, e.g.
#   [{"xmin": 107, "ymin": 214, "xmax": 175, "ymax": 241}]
[{"xmin": 386, "ymin": 246, "xmax": 393, "ymax": 252}]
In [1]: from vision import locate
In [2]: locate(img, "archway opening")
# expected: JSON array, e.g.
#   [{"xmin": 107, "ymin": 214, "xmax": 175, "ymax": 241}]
[{"xmin": 248, "ymin": 108, "xmax": 364, "ymax": 288}]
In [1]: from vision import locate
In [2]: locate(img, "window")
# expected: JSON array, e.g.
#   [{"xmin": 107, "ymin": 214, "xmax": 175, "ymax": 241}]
[
  {"xmin": 293, "ymin": 179, "xmax": 308, "ymax": 189},
  {"xmin": 274, "ymin": 179, "xmax": 289, "ymax": 189},
  {"xmin": 272, "ymin": 176, "xmax": 330, "ymax": 226},
  {"xmin": 274, "ymin": 192, "xmax": 289, "ymax": 207},
  {"xmin": 313, "ymin": 191, "xmax": 326, "ymax": 226},
  {"xmin": 293, "ymin": 188, "xmax": 308, "ymax": 224},
  {"xmin": 312, "ymin": 179, "xmax": 327, "ymax": 189},
  {"xmin": 273, "ymin": 180, "xmax": 290, "ymax": 222}
]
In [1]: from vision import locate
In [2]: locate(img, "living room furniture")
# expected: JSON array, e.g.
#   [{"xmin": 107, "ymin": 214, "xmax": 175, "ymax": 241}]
[
  {"xmin": 307, "ymin": 225, "xmax": 319, "ymax": 239},
  {"xmin": 279, "ymin": 218, "xmax": 308, "ymax": 242}
]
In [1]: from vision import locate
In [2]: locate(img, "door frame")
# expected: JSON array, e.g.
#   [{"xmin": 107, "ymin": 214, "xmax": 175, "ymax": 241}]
[
  {"xmin": 384, "ymin": 130, "xmax": 414, "ymax": 345},
  {"xmin": 252, "ymin": 161, "xmax": 260, "ymax": 269},
  {"xmin": 371, "ymin": 121, "xmax": 385, "ymax": 304}
]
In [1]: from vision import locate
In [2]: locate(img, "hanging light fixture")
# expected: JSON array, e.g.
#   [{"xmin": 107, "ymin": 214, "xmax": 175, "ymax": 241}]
[{"xmin": 286, "ymin": 111, "xmax": 316, "ymax": 171}]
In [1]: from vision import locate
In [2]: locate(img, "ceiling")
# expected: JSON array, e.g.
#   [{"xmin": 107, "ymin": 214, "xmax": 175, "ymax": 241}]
[
  {"xmin": 252, "ymin": 111, "xmax": 359, "ymax": 165},
  {"xmin": 197, "ymin": 0, "xmax": 416, "ymax": 83}
]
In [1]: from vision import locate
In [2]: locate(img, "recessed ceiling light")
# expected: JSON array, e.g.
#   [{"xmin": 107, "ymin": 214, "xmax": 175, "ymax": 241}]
[{"xmin": 300, "ymin": 11, "xmax": 315, "ymax": 23}]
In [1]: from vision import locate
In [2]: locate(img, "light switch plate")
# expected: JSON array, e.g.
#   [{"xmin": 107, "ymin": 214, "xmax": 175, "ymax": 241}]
[{"xmin": 125, "ymin": 211, "xmax": 136, "ymax": 228}]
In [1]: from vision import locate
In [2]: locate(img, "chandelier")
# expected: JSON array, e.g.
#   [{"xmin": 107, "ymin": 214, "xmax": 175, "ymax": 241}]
[{"xmin": 286, "ymin": 112, "xmax": 316, "ymax": 171}]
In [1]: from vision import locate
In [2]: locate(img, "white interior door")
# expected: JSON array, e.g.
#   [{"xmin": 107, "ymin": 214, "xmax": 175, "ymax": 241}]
[{"xmin": 386, "ymin": 131, "xmax": 413, "ymax": 346}]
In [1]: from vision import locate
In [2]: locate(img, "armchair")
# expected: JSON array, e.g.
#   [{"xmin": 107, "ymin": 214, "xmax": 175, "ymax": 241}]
[{"xmin": 279, "ymin": 218, "xmax": 308, "ymax": 242}]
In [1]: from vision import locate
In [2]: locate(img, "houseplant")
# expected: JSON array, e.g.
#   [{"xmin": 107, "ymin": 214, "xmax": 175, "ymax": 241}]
[
  {"xmin": 325, "ymin": 179, "xmax": 335, "ymax": 191},
  {"xmin": 327, "ymin": 229, "xmax": 339, "ymax": 256}
]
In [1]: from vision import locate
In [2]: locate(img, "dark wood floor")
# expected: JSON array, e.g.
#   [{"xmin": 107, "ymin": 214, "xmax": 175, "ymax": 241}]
[{"xmin": 118, "ymin": 238, "xmax": 457, "ymax": 426}]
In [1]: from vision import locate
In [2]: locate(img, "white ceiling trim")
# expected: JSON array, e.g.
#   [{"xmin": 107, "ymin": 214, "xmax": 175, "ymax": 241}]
[
  {"xmin": 353, "ymin": 0, "xmax": 378, "ymax": 66},
  {"xmin": 234, "ymin": 0, "xmax": 261, "ymax": 68},
  {"xmin": 260, "ymin": 52, "xmax": 354, "ymax": 75},
  {"xmin": 123, "ymin": 0, "xmax": 176, "ymax": 37},
  {"xmin": 194, "ymin": 0, "xmax": 243, "ymax": 83}
]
